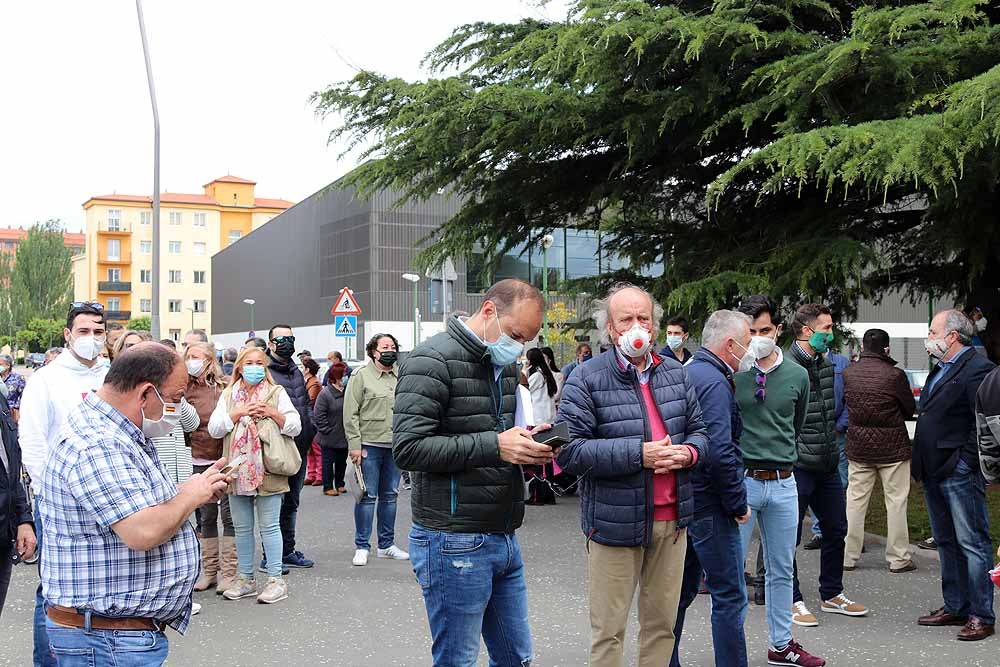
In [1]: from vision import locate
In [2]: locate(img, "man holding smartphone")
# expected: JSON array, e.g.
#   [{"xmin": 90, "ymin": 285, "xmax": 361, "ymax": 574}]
[{"xmin": 1, "ymin": 388, "xmax": 35, "ymax": 617}]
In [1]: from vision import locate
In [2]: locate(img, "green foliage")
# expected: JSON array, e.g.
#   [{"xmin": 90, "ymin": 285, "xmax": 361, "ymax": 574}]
[
  {"xmin": 127, "ymin": 316, "xmax": 151, "ymax": 331},
  {"xmin": 312, "ymin": 0, "xmax": 1000, "ymax": 332},
  {"xmin": 16, "ymin": 318, "xmax": 65, "ymax": 353},
  {"xmin": 10, "ymin": 220, "xmax": 73, "ymax": 327}
]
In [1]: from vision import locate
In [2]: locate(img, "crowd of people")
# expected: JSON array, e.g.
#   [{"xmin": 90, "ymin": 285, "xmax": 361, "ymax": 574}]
[{"xmin": 0, "ymin": 281, "xmax": 999, "ymax": 666}]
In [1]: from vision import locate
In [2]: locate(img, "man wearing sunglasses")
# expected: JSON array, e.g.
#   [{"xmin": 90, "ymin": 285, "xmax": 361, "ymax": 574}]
[
  {"xmin": 734, "ymin": 296, "xmax": 824, "ymax": 667},
  {"xmin": 266, "ymin": 325, "xmax": 317, "ymax": 570},
  {"xmin": 19, "ymin": 302, "xmax": 109, "ymax": 666}
]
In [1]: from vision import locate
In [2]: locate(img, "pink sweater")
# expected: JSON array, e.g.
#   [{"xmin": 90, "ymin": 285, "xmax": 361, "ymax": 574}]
[{"xmin": 638, "ymin": 379, "xmax": 698, "ymax": 521}]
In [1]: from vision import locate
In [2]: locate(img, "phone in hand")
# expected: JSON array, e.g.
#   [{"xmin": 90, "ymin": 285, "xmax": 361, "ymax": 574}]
[
  {"xmin": 532, "ymin": 422, "xmax": 570, "ymax": 449},
  {"xmin": 220, "ymin": 454, "xmax": 248, "ymax": 476}
]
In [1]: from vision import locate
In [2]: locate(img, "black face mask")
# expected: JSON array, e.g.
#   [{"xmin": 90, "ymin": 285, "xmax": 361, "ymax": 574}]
[
  {"xmin": 273, "ymin": 340, "xmax": 295, "ymax": 359},
  {"xmin": 379, "ymin": 351, "xmax": 398, "ymax": 367}
]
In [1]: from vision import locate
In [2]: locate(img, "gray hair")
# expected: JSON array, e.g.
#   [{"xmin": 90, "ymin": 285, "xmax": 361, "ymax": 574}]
[
  {"xmin": 941, "ymin": 309, "xmax": 975, "ymax": 346},
  {"xmin": 0, "ymin": 354, "xmax": 12, "ymax": 366},
  {"xmin": 593, "ymin": 282, "xmax": 665, "ymax": 344},
  {"xmin": 702, "ymin": 310, "xmax": 752, "ymax": 349}
]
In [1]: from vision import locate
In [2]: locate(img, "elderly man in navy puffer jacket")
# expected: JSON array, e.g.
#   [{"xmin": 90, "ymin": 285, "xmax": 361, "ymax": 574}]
[{"xmin": 557, "ymin": 283, "xmax": 708, "ymax": 667}]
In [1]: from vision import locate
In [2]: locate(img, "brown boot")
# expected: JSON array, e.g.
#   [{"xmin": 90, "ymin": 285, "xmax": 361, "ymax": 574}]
[
  {"xmin": 216, "ymin": 536, "xmax": 238, "ymax": 595},
  {"xmin": 193, "ymin": 536, "xmax": 219, "ymax": 592}
]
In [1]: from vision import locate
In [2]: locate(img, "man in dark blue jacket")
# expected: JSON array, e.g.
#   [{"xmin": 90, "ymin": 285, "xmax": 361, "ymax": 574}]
[
  {"xmin": 557, "ymin": 284, "xmax": 707, "ymax": 666},
  {"xmin": 267, "ymin": 325, "xmax": 317, "ymax": 570},
  {"xmin": 914, "ymin": 310, "xmax": 996, "ymax": 641},
  {"xmin": 670, "ymin": 310, "xmax": 752, "ymax": 667},
  {"xmin": 1, "ymin": 391, "xmax": 35, "ymax": 616}
]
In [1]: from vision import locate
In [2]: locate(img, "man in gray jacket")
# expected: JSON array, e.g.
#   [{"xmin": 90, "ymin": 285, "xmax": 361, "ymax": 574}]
[{"xmin": 393, "ymin": 278, "xmax": 555, "ymax": 667}]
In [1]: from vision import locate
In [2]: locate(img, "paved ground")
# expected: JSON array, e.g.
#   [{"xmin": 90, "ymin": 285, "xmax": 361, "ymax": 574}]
[{"xmin": 4, "ymin": 486, "xmax": 999, "ymax": 666}]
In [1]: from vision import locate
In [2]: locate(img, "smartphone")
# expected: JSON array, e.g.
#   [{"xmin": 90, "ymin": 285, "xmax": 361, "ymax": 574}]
[
  {"xmin": 532, "ymin": 422, "xmax": 570, "ymax": 449},
  {"xmin": 220, "ymin": 454, "xmax": 248, "ymax": 476}
]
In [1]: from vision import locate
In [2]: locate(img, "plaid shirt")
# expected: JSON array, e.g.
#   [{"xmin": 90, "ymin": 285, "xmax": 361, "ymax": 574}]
[{"xmin": 40, "ymin": 393, "xmax": 199, "ymax": 633}]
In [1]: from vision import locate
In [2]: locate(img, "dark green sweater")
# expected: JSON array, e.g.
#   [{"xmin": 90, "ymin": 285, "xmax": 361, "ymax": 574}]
[{"xmin": 734, "ymin": 358, "xmax": 810, "ymax": 470}]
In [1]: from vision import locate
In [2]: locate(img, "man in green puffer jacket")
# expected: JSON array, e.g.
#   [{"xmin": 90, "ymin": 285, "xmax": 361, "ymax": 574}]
[
  {"xmin": 786, "ymin": 303, "xmax": 869, "ymax": 627},
  {"xmin": 393, "ymin": 278, "xmax": 556, "ymax": 667}
]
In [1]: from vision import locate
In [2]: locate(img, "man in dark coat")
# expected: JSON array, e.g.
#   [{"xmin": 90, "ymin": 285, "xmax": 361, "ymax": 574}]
[
  {"xmin": 915, "ymin": 309, "xmax": 996, "ymax": 641},
  {"xmin": 1, "ymin": 391, "xmax": 35, "ymax": 616}
]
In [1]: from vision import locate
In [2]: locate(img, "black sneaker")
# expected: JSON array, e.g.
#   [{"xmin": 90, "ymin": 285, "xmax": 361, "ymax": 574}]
[
  {"xmin": 803, "ymin": 535, "xmax": 822, "ymax": 550},
  {"xmin": 768, "ymin": 640, "xmax": 826, "ymax": 666},
  {"xmin": 917, "ymin": 536, "xmax": 937, "ymax": 550},
  {"xmin": 259, "ymin": 558, "xmax": 291, "ymax": 575}
]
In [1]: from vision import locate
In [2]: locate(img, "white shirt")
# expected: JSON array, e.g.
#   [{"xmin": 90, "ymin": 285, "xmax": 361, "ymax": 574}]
[
  {"xmin": 207, "ymin": 383, "xmax": 302, "ymax": 439},
  {"xmin": 527, "ymin": 370, "xmax": 556, "ymax": 425},
  {"xmin": 19, "ymin": 350, "xmax": 108, "ymax": 495}
]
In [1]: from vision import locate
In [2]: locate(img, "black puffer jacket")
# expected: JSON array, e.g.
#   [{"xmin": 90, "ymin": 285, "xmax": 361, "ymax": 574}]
[
  {"xmin": 393, "ymin": 317, "xmax": 523, "ymax": 534},
  {"xmin": 787, "ymin": 344, "xmax": 838, "ymax": 472},
  {"xmin": 267, "ymin": 352, "xmax": 315, "ymax": 452}
]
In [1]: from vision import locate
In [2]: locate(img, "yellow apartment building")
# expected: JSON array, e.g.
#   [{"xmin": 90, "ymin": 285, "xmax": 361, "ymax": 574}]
[{"xmin": 73, "ymin": 175, "xmax": 293, "ymax": 340}]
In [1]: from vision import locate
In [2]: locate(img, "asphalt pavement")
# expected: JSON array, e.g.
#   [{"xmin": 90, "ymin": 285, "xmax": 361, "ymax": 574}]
[{"xmin": 3, "ymin": 485, "xmax": 998, "ymax": 666}]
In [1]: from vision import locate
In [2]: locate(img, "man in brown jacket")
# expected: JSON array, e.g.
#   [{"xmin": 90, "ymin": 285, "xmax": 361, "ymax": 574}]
[{"xmin": 842, "ymin": 329, "xmax": 918, "ymax": 573}]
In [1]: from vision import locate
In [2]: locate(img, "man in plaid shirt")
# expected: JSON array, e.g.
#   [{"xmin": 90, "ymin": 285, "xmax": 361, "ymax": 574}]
[{"xmin": 40, "ymin": 343, "xmax": 229, "ymax": 666}]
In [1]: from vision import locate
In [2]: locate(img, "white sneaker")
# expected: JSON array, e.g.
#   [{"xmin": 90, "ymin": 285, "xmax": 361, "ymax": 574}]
[
  {"xmin": 256, "ymin": 576, "xmax": 288, "ymax": 604},
  {"xmin": 222, "ymin": 574, "xmax": 257, "ymax": 600},
  {"xmin": 377, "ymin": 545, "xmax": 410, "ymax": 560},
  {"xmin": 792, "ymin": 600, "xmax": 819, "ymax": 627},
  {"xmin": 191, "ymin": 602, "xmax": 202, "ymax": 616},
  {"xmin": 352, "ymin": 549, "xmax": 369, "ymax": 566}
]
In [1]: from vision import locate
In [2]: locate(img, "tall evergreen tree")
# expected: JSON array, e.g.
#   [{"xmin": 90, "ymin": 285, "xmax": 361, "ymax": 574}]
[
  {"xmin": 312, "ymin": 0, "xmax": 1000, "ymax": 352},
  {"xmin": 12, "ymin": 220, "xmax": 73, "ymax": 326}
]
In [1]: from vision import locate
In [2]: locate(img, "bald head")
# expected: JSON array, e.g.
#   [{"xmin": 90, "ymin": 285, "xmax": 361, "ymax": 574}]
[
  {"xmin": 594, "ymin": 283, "xmax": 664, "ymax": 345},
  {"xmin": 105, "ymin": 342, "xmax": 183, "ymax": 394}
]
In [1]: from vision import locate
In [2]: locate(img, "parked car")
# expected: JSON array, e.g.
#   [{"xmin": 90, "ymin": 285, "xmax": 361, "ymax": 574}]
[
  {"xmin": 904, "ymin": 368, "xmax": 930, "ymax": 414},
  {"xmin": 25, "ymin": 352, "xmax": 45, "ymax": 369}
]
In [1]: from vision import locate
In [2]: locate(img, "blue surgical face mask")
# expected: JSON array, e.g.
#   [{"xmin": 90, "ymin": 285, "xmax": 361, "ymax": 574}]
[
  {"xmin": 485, "ymin": 311, "xmax": 524, "ymax": 367},
  {"xmin": 243, "ymin": 365, "xmax": 266, "ymax": 385}
]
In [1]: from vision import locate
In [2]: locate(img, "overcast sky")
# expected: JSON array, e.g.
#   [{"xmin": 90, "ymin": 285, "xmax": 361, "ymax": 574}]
[{"xmin": 0, "ymin": 1, "xmax": 568, "ymax": 232}]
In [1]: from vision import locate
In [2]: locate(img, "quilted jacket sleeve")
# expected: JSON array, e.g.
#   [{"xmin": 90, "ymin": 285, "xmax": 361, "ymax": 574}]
[
  {"xmin": 555, "ymin": 371, "xmax": 644, "ymax": 478},
  {"xmin": 393, "ymin": 348, "xmax": 501, "ymax": 473}
]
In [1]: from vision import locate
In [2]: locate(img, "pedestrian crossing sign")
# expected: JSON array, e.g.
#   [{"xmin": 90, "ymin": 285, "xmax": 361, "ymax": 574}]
[
  {"xmin": 331, "ymin": 287, "xmax": 362, "ymax": 315},
  {"xmin": 334, "ymin": 315, "xmax": 358, "ymax": 338}
]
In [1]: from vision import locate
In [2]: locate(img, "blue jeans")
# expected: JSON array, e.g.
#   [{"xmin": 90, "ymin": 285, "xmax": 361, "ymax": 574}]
[
  {"xmin": 739, "ymin": 474, "xmax": 799, "ymax": 650},
  {"xmin": 354, "ymin": 445, "xmax": 401, "ymax": 550},
  {"xmin": 229, "ymin": 493, "xmax": 284, "ymax": 577},
  {"xmin": 45, "ymin": 618, "xmax": 168, "ymax": 666},
  {"xmin": 792, "ymin": 468, "xmax": 847, "ymax": 603},
  {"xmin": 811, "ymin": 434, "xmax": 848, "ymax": 536},
  {"xmin": 34, "ymin": 496, "xmax": 57, "ymax": 667},
  {"xmin": 409, "ymin": 524, "xmax": 532, "ymax": 667},
  {"xmin": 923, "ymin": 460, "xmax": 995, "ymax": 623},
  {"xmin": 671, "ymin": 509, "xmax": 748, "ymax": 667}
]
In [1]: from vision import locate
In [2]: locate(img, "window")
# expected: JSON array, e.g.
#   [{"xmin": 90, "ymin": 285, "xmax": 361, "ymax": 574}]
[
  {"xmin": 193, "ymin": 300, "xmax": 207, "ymax": 313},
  {"xmin": 106, "ymin": 239, "xmax": 121, "ymax": 261},
  {"xmin": 169, "ymin": 329, "xmax": 181, "ymax": 342},
  {"xmin": 193, "ymin": 242, "xmax": 207, "ymax": 256},
  {"xmin": 193, "ymin": 212, "xmax": 206, "ymax": 227},
  {"xmin": 429, "ymin": 279, "xmax": 454, "ymax": 315},
  {"xmin": 466, "ymin": 250, "xmax": 490, "ymax": 294},
  {"xmin": 168, "ymin": 241, "xmax": 181, "ymax": 254},
  {"xmin": 107, "ymin": 268, "xmax": 121, "ymax": 281},
  {"xmin": 227, "ymin": 230, "xmax": 242, "ymax": 245},
  {"xmin": 3, "ymin": 241, "xmax": 14, "ymax": 249},
  {"xmin": 168, "ymin": 300, "xmax": 181, "ymax": 313},
  {"xmin": 169, "ymin": 270, "xmax": 182, "ymax": 283},
  {"xmin": 193, "ymin": 270, "xmax": 206, "ymax": 284},
  {"xmin": 107, "ymin": 209, "xmax": 122, "ymax": 231},
  {"xmin": 107, "ymin": 297, "xmax": 121, "ymax": 311},
  {"xmin": 494, "ymin": 242, "xmax": 530, "ymax": 282},
  {"xmin": 169, "ymin": 211, "xmax": 182, "ymax": 226},
  {"xmin": 140, "ymin": 269, "xmax": 152, "ymax": 284},
  {"xmin": 566, "ymin": 229, "xmax": 600, "ymax": 279},
  {"xmin": 140, "ymin": 211, "xmax": 151, "ymax": 225},
  {"xmin": 530, "ymin": 230, "xmax": 565, "ymax": 291},
  {"xmin": 140, "ymin": 299, "xmax": 151, "ymax": 313},
  {"xmin": 140, "ymin": 240, "xmax": 151, "ymax": 254}
]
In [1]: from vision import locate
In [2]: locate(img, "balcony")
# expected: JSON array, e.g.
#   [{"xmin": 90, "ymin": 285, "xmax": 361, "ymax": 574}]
[
  {"xmin": 104, "ymin": 310, "xmax": 131, "ymax": 322},
  {"xmin": 97, "ymin": 281, "xmax": 131, "ymax": 293},
  {"xmin": 98, "ymin": 221, "xmax": 132, "ymax": 235},
  {"xmin": 97, "ymin": 249, "xmax": 131, "ymax": 264}
]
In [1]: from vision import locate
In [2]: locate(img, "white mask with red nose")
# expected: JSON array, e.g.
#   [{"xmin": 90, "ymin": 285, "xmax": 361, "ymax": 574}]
[{"xmin": 616, "ymin": 323, "xmax": 653, "ymax": 359}]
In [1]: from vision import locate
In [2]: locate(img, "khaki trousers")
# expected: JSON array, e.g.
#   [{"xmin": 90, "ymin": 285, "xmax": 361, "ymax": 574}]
[
  {"xmin": 844, "ymin": 459, "xmax": 912, "ymax": 568},
  {"xmin": 588, "ymin": 520, "xmax": 686, "ymax": 667}
]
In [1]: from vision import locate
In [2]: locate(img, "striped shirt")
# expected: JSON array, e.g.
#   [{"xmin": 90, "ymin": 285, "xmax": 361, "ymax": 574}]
[{"xmin": 40, "ymin": 393, "xmax": 199, "ymax": 633}]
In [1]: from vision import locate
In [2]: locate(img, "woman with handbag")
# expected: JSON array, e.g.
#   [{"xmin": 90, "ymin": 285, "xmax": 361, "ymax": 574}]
[{"xmin": 208, "ymin": 346, "xmax": 302, "ymax": 604}]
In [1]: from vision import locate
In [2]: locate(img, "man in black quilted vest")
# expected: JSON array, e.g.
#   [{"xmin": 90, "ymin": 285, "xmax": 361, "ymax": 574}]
[
  {"xmin": 787, "ymin": 304, "xmax": 868, "ymax": 627},
  {"xmin": 393, "ymin": 278, "xmax": 555, "ymax": 667}
]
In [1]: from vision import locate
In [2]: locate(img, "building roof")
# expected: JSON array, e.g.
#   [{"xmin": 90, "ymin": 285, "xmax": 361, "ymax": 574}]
[
  {"xmin": 84, "ymin": 192, "xmax": 293, "ymax": 209},
  {"xmin": 204, "ymin": 175, "xmax": 256, "ymax": 186},
  {"xmin": 0, "ymin": 226, "xmax": 84, "ymax": 246},
  {"xmin": 253, "ymin": 197, "xmax": 296, "ymax": 209}
]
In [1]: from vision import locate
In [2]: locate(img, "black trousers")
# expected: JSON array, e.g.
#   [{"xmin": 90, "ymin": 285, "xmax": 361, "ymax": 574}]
[
  {"xmin": 321, "ymin": 447, "xmax": 348, "ymax": 491},
  {"xmin": 0, "ymin": 541, "xmax": 12, "ymax": 619}
]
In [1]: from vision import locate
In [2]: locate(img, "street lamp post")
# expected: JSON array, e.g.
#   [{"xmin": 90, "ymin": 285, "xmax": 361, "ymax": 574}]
[
  {"xmin": 243, "ymin": 298, "xmax": 256, "ymax": 335},
  {"xmin": 541, "ymin": 234, "xmax": 555, "ymax": 344},
  {"xmin": 136, "ymin": 0, "xmax": 161, "ymax": 339},
  {"xmin": 402, "ymin": 273, "xmax": 420, "ymax": 349}
]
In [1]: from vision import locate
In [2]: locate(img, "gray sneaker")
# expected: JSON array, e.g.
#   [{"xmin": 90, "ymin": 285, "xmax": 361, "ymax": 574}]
[
  {"xmin": 222, "ymin": 574, "xmax": 257, "ymax": 601},
  {"xmin": 256, "ymin": 576, "xmax": 288, "ymax": 604}
]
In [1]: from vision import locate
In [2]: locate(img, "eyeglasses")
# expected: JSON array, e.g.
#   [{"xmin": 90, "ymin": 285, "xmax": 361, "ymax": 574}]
[
  {"xmin": 70, "ymin": 301, "xmax": 104, "ymax": 311},
  {"xmin": 754, "ymin": 372, "xmax": 767, "ymax": 402}
]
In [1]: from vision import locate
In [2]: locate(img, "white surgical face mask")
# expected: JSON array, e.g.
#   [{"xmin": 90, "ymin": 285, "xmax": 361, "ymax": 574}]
[
  {"xmin": 71, "ymin": 334, "xmax": 106, "ymax": 361},
  {"xmin": 925, "ymin": 337, "xmax": 950, "ymax": 359},
  {"xmin": 731, "ymin": 339, "xmax": 756, "ymax": 372},
  {"xmin": 666, "ymin": 334, "xmax": 684, "ymax": 351},
  {"xmin": 616, "ymin": 323, "xmax": 653, "ymax": 359},
  {"xmin": 186, "ymin": 359, "xmax": 205, "ymax": 377},
  {"xmin": 141, "ymin": 385, "xmax": 182, "ymax": 439},
  {"xmin": 749, "ymin": 334, "xmax": 777, "ymax": 360},
  {"xmin": 976, "ymin": 317, "xmax": 988, "ymax": 333}
]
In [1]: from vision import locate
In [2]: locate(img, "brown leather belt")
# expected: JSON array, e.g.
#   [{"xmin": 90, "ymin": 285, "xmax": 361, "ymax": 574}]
[
  {"xmin": 46, "ymin": 605, "xmax": 163, "ymax": 631},
  {"xmin": 745, "ymin": 469, "xmax": 793, "ymax": 481}
]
